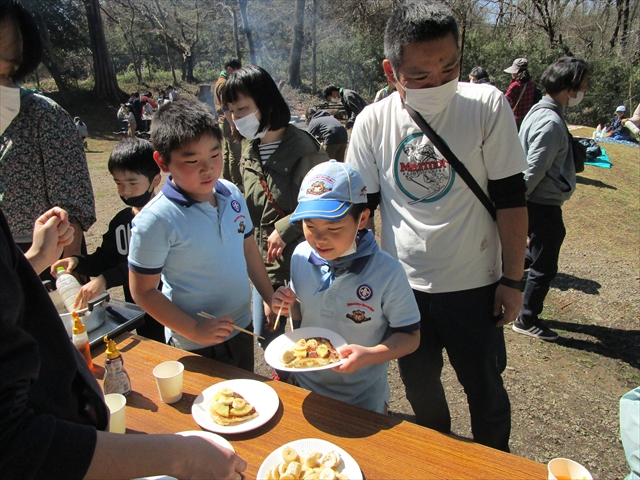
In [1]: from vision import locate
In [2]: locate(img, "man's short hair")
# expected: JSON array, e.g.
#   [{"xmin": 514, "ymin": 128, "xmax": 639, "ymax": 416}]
[
  {"xmin": 225, "ymin": 59, "xmax": 242, "ymax": 70},
  {"xmin": 150, "ymin": 98, "xmax": 222, "ymax": 163},
  {"xmin": 541, "ymin": 57, "xmax": 589, "ymax": 96},
  {"xmin": 384, "ymin": 2, "xmax": 459, "ymax": 73},
  {"xmin": 323, "ymin": 85, "xmax": 339, "ymax": 99},
  {"xmin": 469, "ymin": 66, "xmax": 489, "ymax": 81},
  {"xmin": 0, "ymin": 2, "xmax": 43, "ymax": 83},
  {"xmin": 108, "ymin": 137, "xmax": 160, "ymax": 181},
  {"xmin": 306, "ymin": 107, "xmax": 317, "ymax": 119},
  {"xmin": 221, "ymin": 65, "xmax": 291, "ymax": 133}
]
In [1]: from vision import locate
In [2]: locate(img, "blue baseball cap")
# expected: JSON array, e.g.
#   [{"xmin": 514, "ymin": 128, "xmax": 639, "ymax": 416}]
[{"xmin": 290, "ymin": 160, "xmax": 367, "ymax": 222}]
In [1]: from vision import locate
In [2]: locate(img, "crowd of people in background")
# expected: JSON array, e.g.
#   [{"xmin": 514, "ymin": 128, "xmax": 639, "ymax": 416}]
[{"xmin": 2, "ymin": 0, "xmax": 638, "ymax": 479}]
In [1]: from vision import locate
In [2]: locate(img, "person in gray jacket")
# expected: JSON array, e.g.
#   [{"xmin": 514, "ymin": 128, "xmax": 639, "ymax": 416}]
[{"xmin": 513, "ymin": 57, "xmax": 589, "ymax": 342}]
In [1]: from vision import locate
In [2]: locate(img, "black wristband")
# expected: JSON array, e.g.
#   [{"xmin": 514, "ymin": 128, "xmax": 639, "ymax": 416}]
[{"xmin": 499, "ymin": 275, "xmax": 526, "ymax": 292}]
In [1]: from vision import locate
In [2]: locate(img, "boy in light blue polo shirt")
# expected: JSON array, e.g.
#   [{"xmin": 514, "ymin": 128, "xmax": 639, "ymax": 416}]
[
  {"xmin": 273, "ymin": 160, "xmax": 420, "ymax": 412},
  {"xmin": 128, "ymin": 98, "xmax": 274, "ymax": 371}
]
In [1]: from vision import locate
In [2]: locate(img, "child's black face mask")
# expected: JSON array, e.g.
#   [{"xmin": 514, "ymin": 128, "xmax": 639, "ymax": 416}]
[{"xmin": 120, "ymin": 184, "xmax": 153, "ymax": 208}]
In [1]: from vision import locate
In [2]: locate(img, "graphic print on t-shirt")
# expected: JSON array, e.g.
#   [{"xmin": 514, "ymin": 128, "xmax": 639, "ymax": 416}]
[{"xmin": 392, "ymin": 132, "xmax": 456, "ymax": 204}]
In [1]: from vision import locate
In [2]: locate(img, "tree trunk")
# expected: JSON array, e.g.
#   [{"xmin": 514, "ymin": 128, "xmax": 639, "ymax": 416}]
[
  {"xmin": 82, "ymin": 0, "xmax": 126, "ymax": 102},
  {"xmin": 30, "ymin": 6, "xmax": 71, "ymax": 98},
  {"xmin": 239, "ymin": 0, "xmax": 257, "ymax": 65},
  {"xmin": 232, "ymin": 6, "xmax": 241, "ymax": 61},
  {"xmin": 288, "ymin": 0, "xmax": 305, "ymax": 89},
  {"xmin": 311, "ymin": 0, "xmax": 317, "ymax": 93}
]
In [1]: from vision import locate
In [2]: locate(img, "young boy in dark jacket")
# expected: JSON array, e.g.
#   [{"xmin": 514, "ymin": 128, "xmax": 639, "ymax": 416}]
[{"xmin": 51, "ymin": 137, "xmax": 165, "ymax": 342}]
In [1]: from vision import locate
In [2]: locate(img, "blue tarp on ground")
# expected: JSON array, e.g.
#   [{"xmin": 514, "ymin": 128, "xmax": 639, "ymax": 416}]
[
  {"xmin": 585, "ymin": 147, "xmax": 611, "ymax": 169},
  {"xmin": 596, "ymin": 137, "xmax": 639, "ymax": 148}
]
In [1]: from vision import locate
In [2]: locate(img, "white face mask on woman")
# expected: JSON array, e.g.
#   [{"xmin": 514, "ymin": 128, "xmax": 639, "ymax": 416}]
[
  {"xmin": 0, "ymin": 85, "xmax": 20, "ymax": 135},
  {"xmin": 404, "ymin": 77, "xmax": 459, "ymax": 116},
  {"xmin": 567, "ymin": 91, "xmax": 584, "ymax": 108},
  {"xmin": 233, "ymin": 110, "xmax": 266, "ymax": 140}
]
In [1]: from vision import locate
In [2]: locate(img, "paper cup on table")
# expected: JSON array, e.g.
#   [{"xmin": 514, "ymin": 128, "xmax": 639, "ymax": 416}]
[
  {"xmin": 548, "ymin": 458, "xmax": 593, "ymax": 480},
  {"xmin": 153, "ymin": 361, "xmax": 184, "ymax": 404},
  {"xmin": 105, "ymin": 393, "xmax": 127, "ymax": 433}
]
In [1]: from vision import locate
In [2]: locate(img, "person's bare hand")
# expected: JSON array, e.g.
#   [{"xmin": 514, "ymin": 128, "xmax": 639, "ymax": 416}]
[
  {"xmin": 266, "ymin": 229, "xmax": 286, "ymax": 264},
  {"xmin": 332, "ymin": 344, "xmax": 371, "ymax": 373},
  {"xmin": 27, "ymin": 207, "xmax": 74, "ymax": 273},
  {"xmin": 493, "ymin": 284, "xmax": 522, "ymax": 327},
  {"xmin": 181, "ymin": 436, "xmax": 248, "ymax": 480},
  {"xmin": 50, "ymin": 256, "xmax": 79, "ymax": 278},
  {"xmin": 73, "ymin": 275, "xmax": 107, "ymax": 310},
  {"xmin": 192, "ymin": 315, "xmax": 234, "ymax": 344}
]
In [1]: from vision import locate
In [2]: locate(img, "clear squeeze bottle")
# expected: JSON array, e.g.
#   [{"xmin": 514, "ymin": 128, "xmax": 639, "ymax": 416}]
[
  {"xmin": 103, "ymin": 336, "xmax": 131, "ymax": 396},
  {"xmin": 72, "ymin": 312, "xmax": 94, "ymax": 372},
  {"xmin": 55, "ymin": 266, "xmax": 82, "ymax": 313}
]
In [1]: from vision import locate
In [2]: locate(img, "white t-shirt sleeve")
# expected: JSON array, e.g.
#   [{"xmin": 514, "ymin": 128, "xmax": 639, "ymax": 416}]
[
  {"xmin": 346, "ymin": 108, "xmax": 381, "ymax": 194},
  {"xmin": 481, "ymin": 90, "xmax": 529, "ymax": 180},
  {"xmin": 382, "ymin": 260, "xmax": 421, "ymax": 329},
  {"xmin": 128, "ymin": 210, "xmax": 170, "ymax": 273}
]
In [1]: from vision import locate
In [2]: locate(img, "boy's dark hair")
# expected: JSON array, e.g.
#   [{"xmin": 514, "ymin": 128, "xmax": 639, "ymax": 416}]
[
  {"xmin": 384, "ymin": 2, "xmax": 459, "ymax": 72},
  {"xmin": 323, "ymin": 85, "xmax": 339, "ymax": 99},
  {"xmin": 221, "ymin": 65, "xmax": 290, "ymax": 134},
  {"xmin": 349, "ymin": 203, "xmax": 370, "ymax": 221},
  {"xmin": 108, "ymin": 137, "xmax": 160, "ymax": 181},
  {"xmin": 224, "ymin": 59, "xmax": 242, "ymax": 70},
  {"xmin": 306, "ymin": 107, "xmax": 317, "ymax": 119},
  {"xmin": 130, "ymin": 91, "xmax": 140, "ymax": 98},
  {"xmin": 0, "ymin": 1, "xmax": 43, "ymax": 83},
  {"xmin": 150, "ymin": 97, "xmax": 222, "ymax": 163},
  {"xmin": 469, "ymin": 66, "xmax": 489, "ymax": 81},
  {"xmin": 541, "ymin": 57, "xmax": 589, "ymax": 96}
]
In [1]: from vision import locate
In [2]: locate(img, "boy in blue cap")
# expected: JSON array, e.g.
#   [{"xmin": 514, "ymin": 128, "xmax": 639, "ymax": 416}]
[{"xmin": 273, "ymin": 160, "xmax": 420, "ymax": 413}]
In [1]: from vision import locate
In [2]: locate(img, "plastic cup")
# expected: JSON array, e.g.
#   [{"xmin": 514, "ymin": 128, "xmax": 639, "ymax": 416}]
[
  {"xmin": 153, "ymin": 360, "xmax": 184, "ymax": 404},
  {"xmin": 548, "ymin": 458, "xmax": 593, "ymax": 480},
  {"xmin": 105, "ymin": 393, "xmax": 127, "ymax": 434}
]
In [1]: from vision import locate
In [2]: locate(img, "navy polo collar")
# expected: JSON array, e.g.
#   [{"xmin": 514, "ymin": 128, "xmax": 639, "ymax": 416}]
[{"xmin": 162, "ymin": 176, "xmax": 231, "ymax": 208}]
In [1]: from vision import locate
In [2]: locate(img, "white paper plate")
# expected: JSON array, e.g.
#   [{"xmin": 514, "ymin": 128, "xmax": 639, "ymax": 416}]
[
  {"xmin": 264, "ymin": 327, "xmax": 348, "ymax": 373},
  {"xmin": 257, "ymin": 438, "xmax": 363, "ymax": 480},
  {"xmin": 176, "ymin": 430, "xmax": 235, "ymax": 451},
  {"xmin": 191, "ymin": 379, "xmax": 279, "ymax": 434}
]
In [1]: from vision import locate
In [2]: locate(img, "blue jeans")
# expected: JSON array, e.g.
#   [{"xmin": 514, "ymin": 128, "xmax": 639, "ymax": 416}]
[
  {"xmin": 398, "ymin": 284, "xmax": 511, "ymax": 452},
  {"xmin": 521, "ymin": 202, "xmax": 566, "ymax": 326}
]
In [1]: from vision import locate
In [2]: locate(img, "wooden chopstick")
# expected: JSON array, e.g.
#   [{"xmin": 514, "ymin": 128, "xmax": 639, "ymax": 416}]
[{"xmin": 197, "ymin": 312, "xmax": 265, "ymax": 340}]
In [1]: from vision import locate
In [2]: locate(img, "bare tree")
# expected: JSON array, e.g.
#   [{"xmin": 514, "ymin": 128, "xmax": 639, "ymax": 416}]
[
  {"xmin": 288, "ymin": 0, "xmax": 305, "ymax": 88},
  {"xmin": 238, "ymin": 0, "xmax": 257, "ymax": 64},
  {"xmin": 218, "ymin": 1, "xmax": 242, "ymax": 61},
  {"xmin": 82, "ymin": 0, "xmax": 127, "ymax": 101}
]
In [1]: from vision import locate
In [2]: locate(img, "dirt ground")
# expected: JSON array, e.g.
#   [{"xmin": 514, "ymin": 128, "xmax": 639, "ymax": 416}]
[{"xmin": 82, "ymin": 122, "xmax": 638, "ymax": 479}]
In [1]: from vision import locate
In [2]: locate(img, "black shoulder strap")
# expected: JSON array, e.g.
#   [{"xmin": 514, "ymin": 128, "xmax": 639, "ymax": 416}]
[{"xmin": 403, "ymin": 102, "xmax": 497, "ymax": 220}]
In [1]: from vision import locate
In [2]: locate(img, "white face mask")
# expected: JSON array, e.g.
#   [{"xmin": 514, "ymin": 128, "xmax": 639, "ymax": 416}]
[
  {"xmin": 404, "ymin": 77, "xmax": 459, "ymax": 116},
  {"xmin": 567, "ymin": 91, "xmax": 584, "ymax": 108},
  {"xmin": 339, "ymin": 213, "xmax": 362, "ymax": 257},
  {"xmin": 0, "ymin": 85, "xmax": 20, "ymax": 135},
  {"xmin": 233, "ymin": 111, "xmax": 266, "ymax": 140}
]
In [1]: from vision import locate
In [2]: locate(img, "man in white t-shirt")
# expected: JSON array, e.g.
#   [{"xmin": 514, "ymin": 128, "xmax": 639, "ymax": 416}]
[{"xmin": 346, "ymin": 1, "xmax": 528, "ymax": 452}]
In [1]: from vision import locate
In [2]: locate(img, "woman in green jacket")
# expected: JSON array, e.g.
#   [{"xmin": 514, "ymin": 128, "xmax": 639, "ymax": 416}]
[{"xmin": 222, "ymin": 66, "xmax": 329, "ymax": 364}]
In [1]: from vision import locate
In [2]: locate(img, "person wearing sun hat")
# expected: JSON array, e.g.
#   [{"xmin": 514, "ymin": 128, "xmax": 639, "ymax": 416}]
[
  {"xmin": 505, "ymin": 57, "xmax": 537, "ymax": 129},
  {"xmin": 605, "ymin": 105, "xmax": 633, "ymax": 140},
  {"xmin": 272, "ymin": 159, "xmax": 420, "ymax": 414}
]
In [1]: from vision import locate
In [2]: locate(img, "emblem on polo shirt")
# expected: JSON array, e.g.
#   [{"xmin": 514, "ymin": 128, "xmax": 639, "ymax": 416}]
[
  {"xmin": 393, "ymin": 132, "xmax": 455, "ymax": 204},
  {"xmin": 231, "ymin": 200, "xmax": 241, "ymax": 212},
  {"xmin": 346, "ymin": 309, "xmax": 371, "ymax": 324},
  {"xmin": 357, "ymin": 284, "xmax": 372, "ymax": 301},
  {"xmin": 237, "ymin": 221, "xmax": 246, "ymax": 234}
]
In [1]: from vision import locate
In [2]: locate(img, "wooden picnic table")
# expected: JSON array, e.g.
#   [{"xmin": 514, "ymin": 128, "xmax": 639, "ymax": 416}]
[{"xmin": 92, "ymin": 333, "xmax": 546, "ymax": 479}]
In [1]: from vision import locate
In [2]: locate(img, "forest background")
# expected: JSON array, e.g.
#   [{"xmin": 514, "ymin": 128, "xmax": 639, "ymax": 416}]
[{"xmin": 22, "ymin": 0, "xmax": 640, "ymax": 127}]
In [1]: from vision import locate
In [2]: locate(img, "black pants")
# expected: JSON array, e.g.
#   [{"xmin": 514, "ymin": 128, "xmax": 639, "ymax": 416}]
[
  {"xmin": 397, "ymin": 284, "xmax": 511, "ymax": 452},
  {"xmin": 520, "ymin": 202, "xmax": 566, "ymax": 326},
  {"xmin": 188, "ymin": 328, "xmax": 255, "ymax": 373}
]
